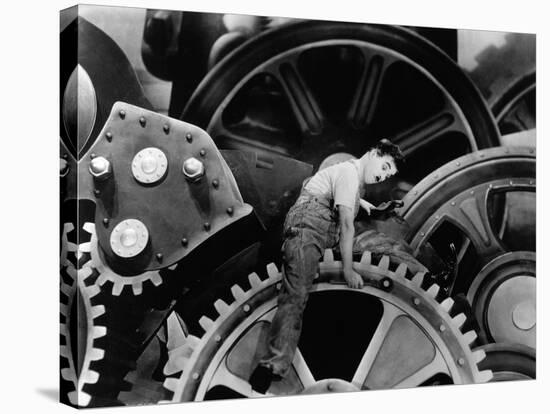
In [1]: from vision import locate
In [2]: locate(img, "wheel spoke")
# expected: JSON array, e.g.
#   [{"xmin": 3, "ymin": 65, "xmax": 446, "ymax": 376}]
[
  {"xmin": 348, "ymin": 52, "xmax": 392, "ymax": 128},
  {"xmin": 208, "ymin": 356, "xmax": 265, "ymax": 398},
  {"xmin": 351, "ymin": 302, "xmax": 404, "ymax": 389},
  {"xmin": 443, "ymin": 186, "xmax": 506, "ymax": 261},
  {"xmin": 265, "ymin": 60, "xmax": 324, "ymax": 136},
  {"xmin": 292, "ymin": 347, "xmax": 316, "ymax": 388},
  {"xmin": 209, "ymin": 117, "xmax": 291, "ymax": 162},
  {"xmin": 393, "ymin": 352, "xmax": 448, "ymax": 388}
]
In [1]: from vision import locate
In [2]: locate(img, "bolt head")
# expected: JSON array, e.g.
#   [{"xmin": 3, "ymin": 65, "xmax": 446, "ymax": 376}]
[
  {"xmin": 181, "ymin": 237, "xmax": 188, "ymax": 247},
  {"xmin": 156, "ymin": 253, "xmax": 163, "ymax": 262},
  {"xmin": 413, "ymin": 298, "xmax": 420, "ymax": 306},
  {"xmin": 102, "ymin": 218, "xmax": 109, "ymax": 226},
  {"xmin": 212, "ymin": 179, "xmax": 219, "ymax": 188},
  {"xmin": 105, "ymin": 131, "xmax": 113, "ymax": 141},
  {"xmin": 182, "ymin": 157, "xmax": 205, "ymax": 181},
  {"xmin": 243, "ymin": 304, "xmax": 251, "ymax": 313},
  {"xmin": 89, "ymin": 156, "xmax": 112, "ymax": 180},
  {"xmin": 163, "ymin": 124, "xmax": 170, "ymax": 134},
  {"xmin": 199, "ymin": 149, "xmax": 206, "ymax": 157},
  {"xmin": 186, "ymin": 133, "xmax": 193, "ymax": 142},
  {"xmin": 119, "ymin": 109, "xmax": 126, "ymax": 119},
  {"xmin": 203, "ymin": 222, "xmax": 211, "ymax": 231},
  {"xmin": 458, "ymin": 357, "xmax": 465, "ymax": 366},
  {"xmin": 139, "ymin": 116, "xmax": 146, "ymax": 127},
  {"xmin": 226, "ymin": 207, "xmax": 234, "ymax": 215}
]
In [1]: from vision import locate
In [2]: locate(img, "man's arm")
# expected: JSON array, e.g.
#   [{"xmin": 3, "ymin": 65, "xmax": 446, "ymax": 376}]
[{"xmin": 338, "ymin": 205, "xmax": 364, "ymax": 289}]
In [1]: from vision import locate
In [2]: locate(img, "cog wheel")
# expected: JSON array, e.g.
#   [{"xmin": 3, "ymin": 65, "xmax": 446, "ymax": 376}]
[
  {"xmin": 60, "ymin": 253, "xmax": 107, "ymax": 407},
  {"xmin": 475, "ymin": 343, "xmax": 535, "ymax": 381},
  {"xmin": 162, "ymin": 252, "xmax": 491, "ymax": 402},
  {"xmin": 399, "ymin": 146, "xmax": 536, "ymax": 348},
  {"xmin": 82, "ymin": 222, "xmax": 163, "ymax": 296}
]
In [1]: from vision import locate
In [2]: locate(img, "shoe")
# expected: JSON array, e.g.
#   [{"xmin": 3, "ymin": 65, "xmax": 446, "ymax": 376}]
[{"xmin": 249, "ymin": 365, "xmax": 273, "ymax": 394}]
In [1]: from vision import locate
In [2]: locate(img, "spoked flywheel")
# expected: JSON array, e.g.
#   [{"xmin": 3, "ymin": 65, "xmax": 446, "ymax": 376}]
[
  {"xmin": 182, "ymin": 21, "xmax": 500, "ymax": 201},
  {"xmin": 162, "ymin": 251, "xmax": 491, "ymax": 402},
  {"xmin": 399, "ymin": 146, "xmax": 536, "ymax": 348}
]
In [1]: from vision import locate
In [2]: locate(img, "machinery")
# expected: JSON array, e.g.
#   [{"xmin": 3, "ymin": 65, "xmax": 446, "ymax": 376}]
[{"xmin": 60, "ymin": 11, "xmax": 536, "ymax": 408}]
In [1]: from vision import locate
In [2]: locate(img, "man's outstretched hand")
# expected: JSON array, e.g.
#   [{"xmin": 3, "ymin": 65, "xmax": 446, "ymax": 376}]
[{"xmin": 344, "ymin": 268, "xmax": 364, "ymax": 289}]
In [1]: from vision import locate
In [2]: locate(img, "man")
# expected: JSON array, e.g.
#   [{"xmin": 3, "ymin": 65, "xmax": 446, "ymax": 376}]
[{"xmin": 250, "ymin": 139, "xmax": 405, "ymax": 393}]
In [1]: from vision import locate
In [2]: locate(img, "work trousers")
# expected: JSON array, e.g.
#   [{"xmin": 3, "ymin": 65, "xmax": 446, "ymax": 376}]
[{"xmin": 258, "ymin": 191, "xmax": 339, "ymax": 378}]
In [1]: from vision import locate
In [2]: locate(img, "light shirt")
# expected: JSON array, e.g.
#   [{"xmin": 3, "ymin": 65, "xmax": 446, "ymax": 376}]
[{"xmin": 304, "ymin": 159, "xmax": 361, "ymax": 216}]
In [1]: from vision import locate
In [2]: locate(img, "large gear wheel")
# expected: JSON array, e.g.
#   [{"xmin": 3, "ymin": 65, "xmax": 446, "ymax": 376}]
[
  {"xmin": 82, "ymin": 222, "xmax": 163, "ymax": 296},
  {"xmin": 398, "ymin": 146, "xmax": 536, "ymax": 348},
  {"xmin": 162, "ymin": 252, "xmax": 491, "ymax": 402},
  {"xmin": 60, "ymin": 235, "xmax": 107, "ymax": 407}
]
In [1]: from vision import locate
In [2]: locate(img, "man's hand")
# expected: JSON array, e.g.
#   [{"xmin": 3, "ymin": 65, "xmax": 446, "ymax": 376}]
[
  {"xmin": 344, "ymin": 268, "xmax": 364, "ymax": 289},
  {"xmin": 359, "ymin": 199, "xmax": 376, "ymax": 215}
]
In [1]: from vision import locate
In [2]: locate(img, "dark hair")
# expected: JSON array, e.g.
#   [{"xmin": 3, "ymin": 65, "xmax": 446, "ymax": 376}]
[{"xmin": 372, "ymin": 139, "xmax": 405, "ymax": 171}]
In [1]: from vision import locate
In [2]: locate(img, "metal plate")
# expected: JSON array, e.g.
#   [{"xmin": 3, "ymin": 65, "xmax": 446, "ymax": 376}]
[{"xmin": 79, "ymin": 102, "xmax": 252, "ymax": 272}]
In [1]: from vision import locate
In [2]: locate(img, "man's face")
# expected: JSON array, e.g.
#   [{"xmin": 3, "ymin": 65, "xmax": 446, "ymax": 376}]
[{"xmin": 363, "ymin": 150, "xmax": 397, "ymax": 184}]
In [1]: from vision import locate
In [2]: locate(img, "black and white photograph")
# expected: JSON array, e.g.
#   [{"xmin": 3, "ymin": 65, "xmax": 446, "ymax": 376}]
[{"xmin": 57, "ymin": 3, "xmax": 538, "ymax": 409}]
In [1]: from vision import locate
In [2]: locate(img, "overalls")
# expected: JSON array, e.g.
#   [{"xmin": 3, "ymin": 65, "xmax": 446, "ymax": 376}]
[{"xmin": 258, "ymin": 175, "xmax": 360, "ymax": 378}]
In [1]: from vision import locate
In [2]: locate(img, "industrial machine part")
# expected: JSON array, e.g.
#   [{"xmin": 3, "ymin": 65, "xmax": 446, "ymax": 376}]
[
  {"xmin": 60, "ymin": 17, "xmax": 152, "ymax": 160},
  {"xmin": 162, "ymin": 252, "xmax": 491, "ymax": 401},
  {"xmin": 475, "ymin": 343, "xmax": 535, "ymax": 381},
  {"xmin": 490, "ymin": 71, "xmax": 536, "ymax": 136},
  {"xmin": 181, "ymin": 20, "xmax": 500, "ymax": 202},
  {"xmin": 76, "ymin": 102, "xmax": 253, "ymax": 276},
  {"xmin": 60, "ymin": 222, "xmax": 107, "ymax": 407},
  {"xmin": 398, "ymin": 147, "xmax": 536, "ymax": 348}
]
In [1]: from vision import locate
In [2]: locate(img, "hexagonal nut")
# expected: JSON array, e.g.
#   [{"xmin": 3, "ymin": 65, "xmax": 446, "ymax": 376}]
[
  {"xmin": 89, "ymin": 156, "xmax": 112, "ymax": 180},
  {"xmin": 182, "ymin": 157, "xmax": 205, "ymax": 182}
]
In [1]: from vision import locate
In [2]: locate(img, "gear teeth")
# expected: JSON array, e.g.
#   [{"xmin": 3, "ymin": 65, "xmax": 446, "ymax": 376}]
[
  {"xmin": 266, "ymin": 263, "xmax": 279, "ymax": 279},
  {"xmin": 61, "ymin": 368, "xmax": 72, "ymax": 381},
  {"xmin": 452, "ymin": 313, "xmax": 467, "ymax": 329},
  {"xmin": 168, "ymin": 264, "xmax": 178, "ymax": 271},
  {"xmin": 214, "ymin": 299, "xmax": 231, "ymax": 316},
  {"xmin": 411, "ymin": 272, "xmax": 424, "ymax": 286},
  {"xmin": 60, "ymin": 345, "xmax": 69, "ymax": 358},
  {"xmin": 150, "ymin": 273, "xmax": 163, "ymax": 286},
  {"xmin": 78, "ymin": 266, "xmax": 92, "ymax": 279},
  {"xmin": 93, "ymin": 326, "xmax": 107, "ymax": 339},
  {"xmin": 231, "ymin": 285, "xmax": 246, "ymax": 301},
  {"xmin": 83, "ymin": 222, "xmax": 95, "ymax": 233},
  {"xmin": 165, "ymin": 344, "xmax": 195, "ymax": 375},
  {"xmin": 323, "ymin": 249, "xmax": 334, "ymax": 262},
  {"xmin": 478, "ymin": 370, "xmax": 493, "ymax": 383},
  {"xmin": 86, "ymin": 284, "xmax": 101, "ymax": 298},
  {"xmin": 199, "ymin": 316, "xmax": 215, "ymax": 332},
  {"xmin": 378, "ymin": 255, "xmax": 390, "ymax": 270},
  {"xmin": 164, "ymin": 377, "xmax": 180, "ymax": 393},
  {"xmin": 472, "ymin": 349, "xmax": 486, "ymax": 364},
  {"xmin": 91, "ymin": 305, "xmax": 106, "ymax": 319},
  {"xmin": 112, "ymin": 283, "xmax": 124, "ymax": 296},
  {"xmin": 248, "ymin": 272, "xmax": 262, "ymax": 288},
  {"xmin": 426, "ymin": 284, "xmax": 440, "ymax": 298},
  {"xmin": 360, "ymin": 251, "xmax": 372, "ymax": 264},
  {"xmin": 132, "ymin": 283, "xmax": 143, "ymax": 295},
  {"xmin": 394, "ymin": 263, "xmax": 407, "ymax": 278},
  {"xmin": 166, "ymin": 313, "xmax": 188, "ymax": 350},
  {"xmin": 440, "ymin": 297, "xmax": 454, "ymax": 312},
  {"xmin": 463, "ymin": 330, "xmax": 477, "ymax": 345}
]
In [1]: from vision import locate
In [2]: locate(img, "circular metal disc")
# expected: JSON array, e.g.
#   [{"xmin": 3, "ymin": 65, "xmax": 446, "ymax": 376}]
[
  {"xmin": 110, "ymin": 219, "xmax": 149, "ymax": 258},
  {"xmin": 132, "ymin": 147, "xmax": 168, "ymax": 184}
]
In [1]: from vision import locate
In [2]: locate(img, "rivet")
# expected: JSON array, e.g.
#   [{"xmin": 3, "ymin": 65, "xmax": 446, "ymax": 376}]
[
  {"xmin": 186, "ymin": 133, "xmax": 193, "ymax": 143},
  {"xmin": 90, "ymin": 153, "xmax": 96, "ymax": 159},
  {"xmin": 451, "ymin": 201, "xmax": 456, "ymax": 206},
  {"xmin": 283, "ymin": 190, "xmax": 291, "ymax": 198},
  {"xmin": 529, "ymin": 180, "xmax": 534, "ymax": 185},
  {"xmin": 163, "ymin": 124, "xmax": 170, "ymax": 134},
  {"xmin": 413, "ymin": 298, "xmax": 420, "ymax": 306},
  {"xmin": 489, "ymin": 184, "xmax": 493, "ymax": 189},
  {"xmin": 119, "ymin": 109, "xmax": 126, "ymax": 119},
  {"xmin": 439, "ymin": 324, "xmax": 446, "ymax": 332},
  {"xmin": 103, "ymin": 218, "xmax": 109, "ymax": 226},
  {"xmin": 509, "ymin": 180, "xmax": 513, "ymax": 186},
  {"xmin": 243, "ymin": 304, "xmax": 251, "ymax": 313},
  {"xmin": 156, "ymin": 253, "xmax": 163, "ymax": 262},
  {"xmin": 192, "ymin": 372, "xmax": 199, "ymax": 380},
  {"xmin": 435, "ymin": 215, "xmax": 439, "ymax": 220},
  {"xmin": 139, "ymin": 116, "xmax": 146, "ymax": 127},
  {"xmin": 203, "ymin": 222, "xmax": 211, "ymax": 231},
  {"xmin": 456, "ymin": 162, "xmax": 460, "ymax": 166},
  {"xmin": 181, "ymin": 238, "xmax": 188, "ymax": 247},
  {"xmin": 62, "ymin": 153, "xmax": 68, "ymax": 159},
  {"xmin": 458, "ymin": 357, "xmax": 465, "ymax": 366},
  {"xmin": 214, "ymin": 335, "xmax": 222, "ymax": 342},
  {"xmin": 199, "ymin": 149, "xmax": 206, "ymax": 157},
  {"xmin": 94, "ymin": 189, "xmax": 100, "ymax": 196},
  {"xmin": 414, "ymin": 191, "xmax": 418, "ymax": 196},
  {"xmin": 480, "ymin": 153, "xmax": 485, "ymax": 158},
  {"xmin": 470, "ymin": 190, "xmax": 474, "ymax": 195},
  {"xmin": 434, "ymin": 175, "xmax": 438, "ymax": 180},
  {"xmin": 226, "ymin": 207, "xmax": 234, "ymax": 215},
  {"xmin": 420, "ymin": 232, "xmax": 425, "ymax": 237},
  {"xmin": 212, "ymin": 179, "xmax": 219, "ymax": 188}
]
